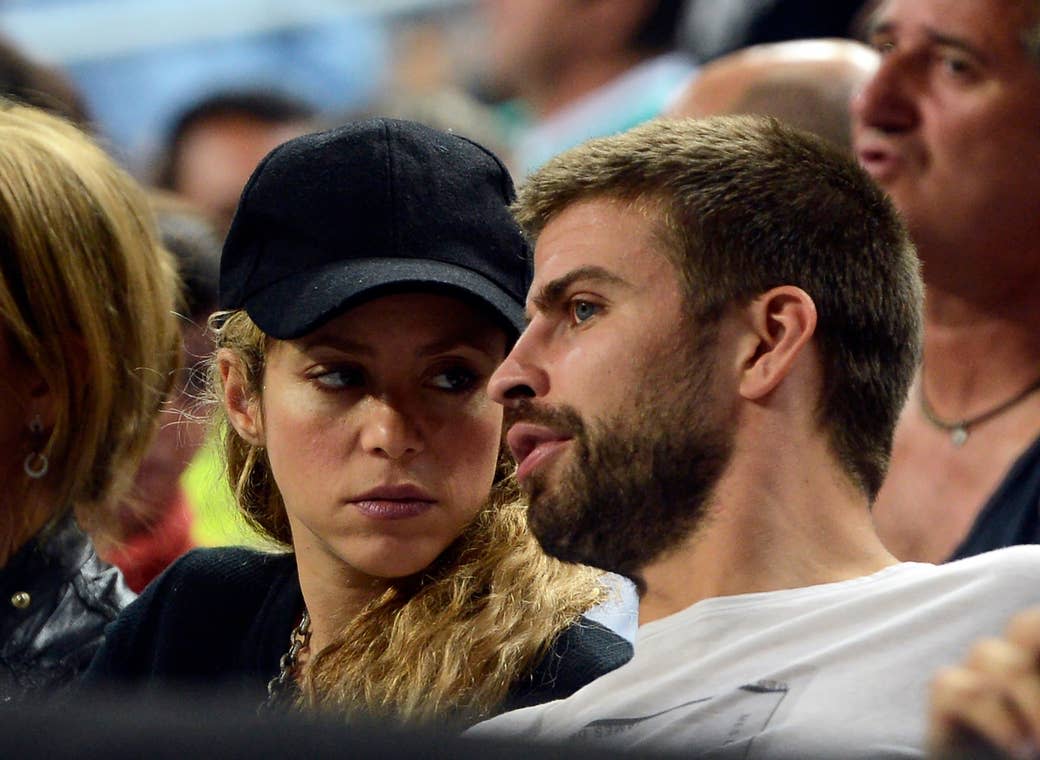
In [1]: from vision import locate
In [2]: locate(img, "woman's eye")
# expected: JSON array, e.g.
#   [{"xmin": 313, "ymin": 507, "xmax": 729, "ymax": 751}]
[
  {"xmin": 313, "ymin": 367, "xmax": 363, "ymax": 389},
  {"xmin": 570, "ymin": 300, "xmax": 600, "ymax": 324},
  {"xmin": 429, "ymin": 366, "xmax": 478, "ymax": 392}
]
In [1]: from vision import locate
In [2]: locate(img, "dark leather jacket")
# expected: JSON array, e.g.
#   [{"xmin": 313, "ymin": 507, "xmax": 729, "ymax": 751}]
[{"xmin": 0, "ymin": 514, "xmax": 134, "ymax": 702}]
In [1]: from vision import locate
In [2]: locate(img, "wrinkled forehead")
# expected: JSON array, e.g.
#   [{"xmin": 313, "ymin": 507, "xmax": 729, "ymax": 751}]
[{"xmin": 868, "ymin": 0, "xmax": 1040, "ymax": 49}]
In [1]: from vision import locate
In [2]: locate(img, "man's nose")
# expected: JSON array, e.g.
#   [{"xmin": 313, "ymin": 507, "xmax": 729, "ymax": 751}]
[
  {"xmin": 488, "ymin": 328, "xmax": 550, "ymax": 407},
  {"xmin": 851, "ymin": 51, "xmax": 920, "ymax": 135}
]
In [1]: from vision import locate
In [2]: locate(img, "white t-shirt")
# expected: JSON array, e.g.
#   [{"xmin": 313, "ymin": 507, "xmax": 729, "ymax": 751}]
[
  {"xmin": 583, "ymin": 573, "xmax": 640, "ymax": 643},
  {"xmin": 469, "ymin": 546, "xmax": 1040, "ymax": 758}
]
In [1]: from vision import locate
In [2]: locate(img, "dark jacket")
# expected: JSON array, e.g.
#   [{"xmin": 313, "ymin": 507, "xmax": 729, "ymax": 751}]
[
  {"xmin": 0, "ymin": 515, "xmax": 134, "ymax": 702},
  {"xmin": 85, "ymin": 547, "xmax": 633, "ymax": 716}
]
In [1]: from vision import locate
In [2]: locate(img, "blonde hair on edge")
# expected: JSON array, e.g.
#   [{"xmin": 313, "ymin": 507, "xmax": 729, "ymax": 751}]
[
  {"xmin": 0, "ymin": 101, "xmax": 181, "ymax": 555},
  {"xmin": 210, "ymin": 308, "xmax": 605, "ymax": 725}
]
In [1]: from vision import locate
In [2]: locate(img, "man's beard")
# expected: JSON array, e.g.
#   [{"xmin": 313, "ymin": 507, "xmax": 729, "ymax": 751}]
[{"xmin": 509, "ymin": 333, "xmax": 735, "ymax": 585}]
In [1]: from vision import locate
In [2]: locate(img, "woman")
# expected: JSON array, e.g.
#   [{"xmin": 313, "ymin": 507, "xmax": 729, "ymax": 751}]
[
  {"xmin": 87, "ymin": 119, "xmax": 632, "ymax": 724},
  {"xmin": 0, "ymin": 102, "xmax": 181, "ymax": 698}
]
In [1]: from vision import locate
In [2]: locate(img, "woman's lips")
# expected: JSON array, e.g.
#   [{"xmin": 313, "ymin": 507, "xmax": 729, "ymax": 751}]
[
  {"xmin": 350, "ymin": 485, "xmax": 435, "ymax": 520},
  {"xmin": 352, "ymin": 499, "xmax": 435, "ymax": 520}
]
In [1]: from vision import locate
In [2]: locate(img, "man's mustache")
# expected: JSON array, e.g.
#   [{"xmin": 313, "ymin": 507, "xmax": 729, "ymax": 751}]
[{"xmin": 504, "ymin": 399, "xmax": 587, "ymax": 441}]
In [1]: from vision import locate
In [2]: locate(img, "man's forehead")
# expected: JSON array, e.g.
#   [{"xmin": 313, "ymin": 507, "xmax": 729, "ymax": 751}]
[
  {"xmin": 869, "ymin": 0, "xmax": 1033, "ymax": 39},
  {"xmin": 528, "ymin": 207, "xmax": 674, "ymax": 300}
]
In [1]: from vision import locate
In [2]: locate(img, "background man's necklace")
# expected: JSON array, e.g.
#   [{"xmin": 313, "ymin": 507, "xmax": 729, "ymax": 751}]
[{"xmin": 919, "ymin": 374, "xmax": 1040, "ymax": 446}]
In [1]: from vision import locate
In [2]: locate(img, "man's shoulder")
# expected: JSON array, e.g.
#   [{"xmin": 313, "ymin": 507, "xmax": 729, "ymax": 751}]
[{"xmin": 939, "ymin": 545, "xmax": 1040, "ymax": 582}]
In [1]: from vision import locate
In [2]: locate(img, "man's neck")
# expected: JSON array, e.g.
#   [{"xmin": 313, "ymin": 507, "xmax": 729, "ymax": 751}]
[
  {"xmin": 921, "ymin": 285, "xmax": 1040, "ymax": 416},
  {"xmin": 638, "ymin": 433, "xmax": 898, "ymax": 625}
]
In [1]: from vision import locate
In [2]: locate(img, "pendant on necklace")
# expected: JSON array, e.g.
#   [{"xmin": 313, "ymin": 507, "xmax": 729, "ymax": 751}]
[{"xmin": 951, "ymin": 426, "xmax": 968, "ymax": 447}]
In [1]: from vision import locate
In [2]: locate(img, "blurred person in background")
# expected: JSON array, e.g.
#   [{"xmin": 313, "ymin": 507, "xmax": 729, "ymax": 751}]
[
  {"xmin": 98, "ymin": 194, "xmax": 255, "ymax": 593},
  {"xmin": 667, "ymin": 38, "xmax": 879, "ymax": 152},
  {"xmin": 0, "ymin": 102, "xmax": 180, "ymax": 699},
  {"xmin": 472, "ymin": 0, "xmax": 694, "ymax": 175},
  {"xmin": 852, "ymin": 0, "xmax": 1040, "ymax": 563},
  {"xmin": 153, "ymin": 90, "xmax": 316, "ymax": 233},
  {"xmin": 0, "ymin": 34, "xmax": 92, "ymax": 130}
]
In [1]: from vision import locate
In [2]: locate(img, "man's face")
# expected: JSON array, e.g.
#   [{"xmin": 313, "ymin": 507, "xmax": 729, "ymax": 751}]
[
  {"xmin": 851, "ymin": 0, "xmax": 1040, "ymax": 259},
  {"xmin": 475, "ymin": 0, "xmax": 580, "ymax": 102},
  {"xmin": 175, "ymin": 115, "xmax": 309, "ymax": 233},
  {"xmin": 487, "ymin": 199, "xmax": 735, "ymax": 580}
]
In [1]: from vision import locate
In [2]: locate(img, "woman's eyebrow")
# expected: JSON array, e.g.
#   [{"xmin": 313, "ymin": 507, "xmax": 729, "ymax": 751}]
[
  {"xmin": 295, "ymin": 334, "xmax": 374, "ymax": 356},
  {"xmin": 416, "ymin": 331, "xmax": 502, "ymax": 358}
]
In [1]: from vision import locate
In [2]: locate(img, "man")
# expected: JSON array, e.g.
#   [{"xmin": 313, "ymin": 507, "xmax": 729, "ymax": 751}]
[
  {"xmin": 473, "ymin": 0, "xmax": 694, "ymax": 175},
  {"xmin": 465, "ymin": 115, "xmax": 1040, "ymax": 756},
  {"xmin": 667, "ymin": 37, "xmax": 879, "ymax": 151},
  {"xmin": 154, "ymin": 90, "xmax": 315, "ymax": 233},
  {"xmin": 851, "ymin": 0, "xmax": 1040, "ymax": 563},
  {"xmin": 0, "ymin": 34, "xmax": 92, "ymax": 130}
]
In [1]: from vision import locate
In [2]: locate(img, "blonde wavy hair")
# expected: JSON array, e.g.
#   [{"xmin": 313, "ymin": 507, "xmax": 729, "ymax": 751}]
[
  {"xmin": 209, "ymin": 308, "xmax": 606, "ymax": 725},
  {"xmin": 0, "ymin": 101, "xmax": 181, "ymax": 559}
]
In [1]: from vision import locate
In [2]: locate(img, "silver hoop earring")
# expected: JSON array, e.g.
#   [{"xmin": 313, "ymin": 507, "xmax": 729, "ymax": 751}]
[{"xmin": 24, "ymin": 451, "xmax": 48, "ymax": 479}]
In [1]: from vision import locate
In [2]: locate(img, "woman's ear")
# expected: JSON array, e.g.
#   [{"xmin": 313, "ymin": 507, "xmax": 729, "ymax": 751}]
[
  {"xmin": 24, "ymin": 369, "xmax": 57, "ymax": 432},
  {"xmin": 218, "ymin": 349, "xmax": 264, "ymax": 446},
  {"xmin": 737, "ymin": 286, "xmax": 818, "ymax": 400}
]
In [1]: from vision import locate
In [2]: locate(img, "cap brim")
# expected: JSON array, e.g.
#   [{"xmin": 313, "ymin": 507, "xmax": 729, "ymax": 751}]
[{"xmin": 241, "ymin": 257, "xmax": 527, "ymax": 340}]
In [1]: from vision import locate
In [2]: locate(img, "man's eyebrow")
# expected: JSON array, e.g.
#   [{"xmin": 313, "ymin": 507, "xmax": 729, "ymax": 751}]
[
  {"xmin": 864, "ymin": 17, "xmax": 891, "ymax": 41},
  {"xmin": 528, "ymin": 266, "xmax": 630, "ymax": 315},
  {"xmin": 866, "ymin": 19, "xmax": 988, "ymax": 63}
]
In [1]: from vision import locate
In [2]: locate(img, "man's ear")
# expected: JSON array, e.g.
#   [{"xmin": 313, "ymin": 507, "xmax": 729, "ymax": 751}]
[
  {"xmin": 218, "ymin": 349, "xmax": 264, "ymax": 446},
  {"xmin": 737, "ymin": 286, "xmax": 818, "ymax": 400}
]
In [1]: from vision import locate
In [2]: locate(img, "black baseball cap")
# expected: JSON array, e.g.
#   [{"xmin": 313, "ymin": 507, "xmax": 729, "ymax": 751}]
[{"xmin": 219, "ymin": 118, "xmax": 531, "ymax": 340}]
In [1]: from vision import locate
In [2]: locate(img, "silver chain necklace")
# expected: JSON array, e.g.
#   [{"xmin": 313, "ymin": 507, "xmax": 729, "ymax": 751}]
[{"xmin": 265, "ymin": 610, "xmax": 311, "ymax": 707}]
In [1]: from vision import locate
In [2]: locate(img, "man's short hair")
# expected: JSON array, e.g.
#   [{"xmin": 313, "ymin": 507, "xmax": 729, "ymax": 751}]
[
  {"xmin": 0, "ymin": 35, "xmax": 92, "ymax": 128},
  {"xmin": 155, "ymin": 89, "xmax": 316, "ymax": 191},
  {"xmin": 513, "ymin": 115, "xmax": 922, "ymax": 499}
]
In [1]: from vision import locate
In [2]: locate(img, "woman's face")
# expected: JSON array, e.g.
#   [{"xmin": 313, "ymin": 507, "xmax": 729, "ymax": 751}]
[{"xmin": 236, "ymin": 292, "xmax": 507, "ymax": 584}]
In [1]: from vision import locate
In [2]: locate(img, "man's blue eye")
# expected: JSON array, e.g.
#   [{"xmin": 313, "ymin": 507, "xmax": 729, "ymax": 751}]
[{"xmin": 572, "ymin": 301, "xmax": 599, "ymax": 323}]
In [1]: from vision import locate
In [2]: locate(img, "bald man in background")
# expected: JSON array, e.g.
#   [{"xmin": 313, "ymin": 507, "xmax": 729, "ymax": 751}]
[{"xmin": 667, "ymin": 38, "xmax": 878, "ymax": 151}]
